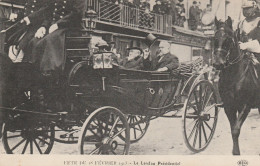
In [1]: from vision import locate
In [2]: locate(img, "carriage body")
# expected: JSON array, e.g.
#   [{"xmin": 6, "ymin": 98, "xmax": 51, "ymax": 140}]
[{"xmin": 0, "ymin": 21, "xmax": 218, "ymax": 154}]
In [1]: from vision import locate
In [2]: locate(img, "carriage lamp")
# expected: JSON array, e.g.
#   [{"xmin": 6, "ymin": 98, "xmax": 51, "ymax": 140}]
[
  {"xmin": 93, "ymin": 53, "xmax": 113, "ymax": 69},
  {"xmin": 84, "ymin": 10, "xmax": 98, "ymax": 30}
]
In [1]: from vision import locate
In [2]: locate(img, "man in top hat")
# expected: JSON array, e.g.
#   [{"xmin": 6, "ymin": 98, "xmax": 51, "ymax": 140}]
[
  {"xmin": 238, "ymin": 0, "xmax": 260, "ymax": 64},
  {"xmin": 143, "ymin": 40, "xmax": 179, "ymax": 72}
]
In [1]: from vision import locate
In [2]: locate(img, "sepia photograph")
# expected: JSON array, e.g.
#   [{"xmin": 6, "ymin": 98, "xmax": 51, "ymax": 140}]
[{"xmin": 0, "ymin": 0, "xmax": 260, "ymax": 165}]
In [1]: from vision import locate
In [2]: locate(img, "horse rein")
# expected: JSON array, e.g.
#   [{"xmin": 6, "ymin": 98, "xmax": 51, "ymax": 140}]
[{"xmin": 214, "ymin": 29, "xmax": 244, "ymax": 69}]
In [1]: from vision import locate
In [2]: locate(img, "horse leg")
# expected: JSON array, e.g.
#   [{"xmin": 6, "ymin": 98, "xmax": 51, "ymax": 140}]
[
  {"xmin": 232, "ymin": 105, "xmax": 250, "ymax": 155},
  {"xmin": 224, "ymin": 106, "xmax": 238, "ymax": 154}
]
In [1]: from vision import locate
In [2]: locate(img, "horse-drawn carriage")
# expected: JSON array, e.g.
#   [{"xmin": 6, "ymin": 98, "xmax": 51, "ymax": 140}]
[{"xmin": 0, "ymin": 21, "xmax": 219, "ymax": 154}]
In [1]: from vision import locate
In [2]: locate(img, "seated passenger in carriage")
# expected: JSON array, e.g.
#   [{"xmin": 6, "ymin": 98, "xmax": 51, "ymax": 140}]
[
  {"xmin": 119, "ymin": 47, "xmax": 144, "ymax": 70},
  {"xmin": 30, "ymin": 0, "xmax": 85, "ymax": 76},
  {"xmin": 143, "ymin": 40, "xmax": 179, "ymax": 72}
]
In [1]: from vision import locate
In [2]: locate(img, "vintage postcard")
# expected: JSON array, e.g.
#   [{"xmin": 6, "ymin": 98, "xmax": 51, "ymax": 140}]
[{"xmin": 0, "ymin": 0, "xmax": 260, "ymax": 166}]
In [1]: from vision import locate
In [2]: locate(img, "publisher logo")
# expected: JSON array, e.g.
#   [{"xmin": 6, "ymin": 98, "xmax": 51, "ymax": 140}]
[{"xmin": 237, "ymin": 160, "xmax": 248, "ymax": 166}]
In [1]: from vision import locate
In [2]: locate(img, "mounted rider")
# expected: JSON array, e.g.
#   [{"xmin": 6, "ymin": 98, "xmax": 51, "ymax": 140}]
[{"xmin": 238, "ymin": 0, "xmax": 260, "ymax": 64}]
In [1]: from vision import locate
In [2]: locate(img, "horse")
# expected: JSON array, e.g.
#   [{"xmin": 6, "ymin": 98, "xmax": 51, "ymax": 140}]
[{"xmin": 213, "ymin": 16, "xmax": 260, "ymax": 155}]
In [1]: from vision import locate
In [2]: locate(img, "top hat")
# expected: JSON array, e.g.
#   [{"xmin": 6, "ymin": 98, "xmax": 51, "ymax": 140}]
[{"xmin": 144, "ymin": 33, "xmax": 157, "ymax": 47}]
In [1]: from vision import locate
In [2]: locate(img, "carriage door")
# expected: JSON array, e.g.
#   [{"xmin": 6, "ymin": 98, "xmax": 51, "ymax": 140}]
[{"xmin": 146, "ymin": 73, "xmax": 182, "ymax": 110}]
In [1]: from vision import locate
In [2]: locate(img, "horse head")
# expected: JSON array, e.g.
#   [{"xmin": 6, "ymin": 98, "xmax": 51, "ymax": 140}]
[{"xmin": 213, "ymin": 16, "xmax": 239, "ymax": 70}]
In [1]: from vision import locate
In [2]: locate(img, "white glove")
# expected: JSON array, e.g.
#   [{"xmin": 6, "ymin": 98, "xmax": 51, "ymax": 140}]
[
  {"xmin": 49, "ymin": 24, "xmax": 58, "ymax": 34},
  {"xmin": 21, "ymin": 17, "xmax": 30, "ymax": 25},
  {"xmin": 143, "ymin": 48, "xmax": 150, "ymax": 59},
  {"xmin": 157, "ymin": 67, "xmax": 168, "ymax": 72},
  {"xmin": 9, "ymin": 13, "xmax": 18, "ymax": 22},
  {"xmin": 35, "ymin": 27, "xmax": 46, "ymax": 38},
  {"xmin": 239, "ymin": 42, "xmax": 248, "ymax": 50},
  {"xmin": 245, "ymin": 40, "xmax": 260, "ymax": 53}
]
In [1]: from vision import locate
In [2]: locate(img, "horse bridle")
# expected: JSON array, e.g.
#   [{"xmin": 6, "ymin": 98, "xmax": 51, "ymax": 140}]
[{"xmin": 214, "ymin": 28, "xmax": 244, "ymax": 68}]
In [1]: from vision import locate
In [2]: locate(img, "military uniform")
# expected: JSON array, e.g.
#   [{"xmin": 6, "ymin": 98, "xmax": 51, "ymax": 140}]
[
  {"xmin": 7, "ymin": 0, "xmax": 52, "ymax": 51},
  {"xmin": 238, "ymin": 0, "xmax": 260, "ymax": 64},
  {"xmin": 31, "ymin": 0, "xmax": 85, "ymax": 75}
]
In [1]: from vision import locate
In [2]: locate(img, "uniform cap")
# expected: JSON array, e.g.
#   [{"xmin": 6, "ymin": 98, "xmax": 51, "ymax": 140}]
[{"xmin": 242, "ymin": 0, "xmax": 257, "ymax": 8}]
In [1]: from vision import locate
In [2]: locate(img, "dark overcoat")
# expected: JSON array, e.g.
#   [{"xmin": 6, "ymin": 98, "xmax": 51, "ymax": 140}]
[
  {"xmin": 143, "ymin": 52, "xmax": 179, "ymax": 71},
  {"xmin": 119, "ymin": 56, "xmax": 144, "ymax": 70},
  {"xmin": 7, "ymin": 0, "xmax": 52, "ymax": 50},
  {"xmin": 31, "ymin": 0, "xmax": 85, "ymax": 74}
]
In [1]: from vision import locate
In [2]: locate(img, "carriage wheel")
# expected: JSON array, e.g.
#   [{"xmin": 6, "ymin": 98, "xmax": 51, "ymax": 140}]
[
  {"xmin": 2, "ymin": 122, "xmax": 55, "ymax": 154},
  {"xmin": 182, "ymin": 80, "xmax": 218, "ymax": 153},
  {"xmin": 118, "ymin": 115, "xmax": 150, "ymax": 143},
  {"xmin": 78, "ymin": 106, "xmax": 130, "ymax": 155}
]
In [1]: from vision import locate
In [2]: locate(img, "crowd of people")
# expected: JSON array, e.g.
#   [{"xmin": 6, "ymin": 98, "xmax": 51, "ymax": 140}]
[
  {"xmin": 96, "ymin": 0, "xmax": 187, "ymax": 28},
  {"xmin": 94, "ymin": 0, "xmax": 210, "ymax": 30}
]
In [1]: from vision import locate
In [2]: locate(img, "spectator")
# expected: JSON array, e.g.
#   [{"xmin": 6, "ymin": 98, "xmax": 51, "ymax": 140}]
[
  {"xmin": 139, "ymin": 0, "xmax": 152, "ymax": 28},
  {"xmin": 166, "ymin": 0, "xmax": 177, "ymax": 25},
  {"xmin": 153, "ymin": 0, "xmax": 164, "ymax": 15},
  {"xmin": 189, "ymin": 1, "xmax": 200, "ymax": 30},
  {"xmin": 175, "ymin": 0, "xmax": 186, "ymax": 27},
  {"xmin": 202, "ymin": 4, "xmax": 212, "ymax": 15},
  {"xmin": 126, "ymin": 0, "xmax": 137, "ymax": 25}
]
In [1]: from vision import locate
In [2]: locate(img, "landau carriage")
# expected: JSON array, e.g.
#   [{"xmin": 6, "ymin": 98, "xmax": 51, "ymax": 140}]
[{"xmin": 0, "ymin": 3, "xmax": 219, "ymax": 155}]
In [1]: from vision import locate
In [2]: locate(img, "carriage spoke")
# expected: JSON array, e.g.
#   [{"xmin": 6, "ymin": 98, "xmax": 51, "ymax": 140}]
[
  {"xmin": 109, "ymin": 117, "xmax": 120, "ymax": 137},
  {"xmin": 10, "ymin": 138, "xmax": 26, "ymax": 151},
  {"xmin": 199, "ymin": 84, "xmax": 203, "ymax": 104},
  {"xmin": 187, "ymin": 119, "xmax": 198, "ymax": 128},
  {"xmin": 204, "ymin": 104, "xmax": 216, "ymax": 113},
  {"xmin": 188, "ymin": 102, "xmax": 198, "ymax": 112},
  {"xmin": 133, "ymin": 118, "xmax": 137, "ymax": 139},
  {"xmin": 89, "ymin": 146, "xmax": 102, "ymax": 155},
  {"xmin": 199, "ymin": 122, "xmax": 202, "ymax": 148},
  {"xmin": 112, "ymin": 128, "xmax": 126, "ymax": 139},
  {"xmin": 201, "ymin": 122, "xmax": 208, "ymax": 143},
  {"xmin": 203, "ymin": 92, "xmax": 213, "ymax": 110},
  {"xmin": 188, "ymin": 120, "xmax": 199, "ymax": 141},
  {"xmin": 22, "ymin": 140, "xmax": 29, "ymax": 154},
  {"xmin": 134, "ymin": 116, "xmax": 144, "ymax": 134},
  {"xmin": 36, "ymin": 137, "xmax": 50, "ymax": 146},
  {"xmin": 204, "ymin": 121, "xmax": 212, "ymax": 131},
  {"xmin": 193, "ymin": 92, "xmax": 200, "ymax": 112},
  {"xmin": 89, "ymin": 128, "xmax": 101, "ymax": 138},
  {"xmin": 104, "ymin": 121, "xmax": 109, "ymax": 135},
  {"xmin": 30, "ymin": 140, "xmax": 33, "ymax": 154},
  {"xmin": 7, "ymin": 134, "xmax": 22, "ymax": 139},
  {"xmin": 201, "ymin": 86, "xmax": 209, "ymax": 109},
  {"xmin": 193, "ymin": 122, "xmax": 199, "ymax": 147},
  {"xmin": 33, "ymin": 140, "xmax": 43, "ymax": 154}
]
